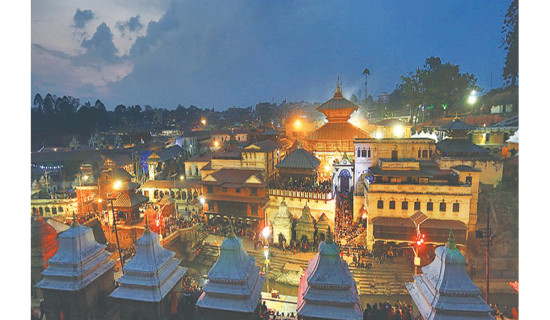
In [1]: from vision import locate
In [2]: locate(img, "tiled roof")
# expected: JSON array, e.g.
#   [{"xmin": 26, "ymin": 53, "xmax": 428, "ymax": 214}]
[
  {"xmin": 202, "ymin": 168, "xmax": 265, "ymax": 186},
  {"xmin": 155, "ymin": 145, "xmax": 184, "ymax": 161},
  {"xmin": 305, "ymin": 122, "xmax": 370, "ymax": 141},
  {"xmin": 185, "ymin": 153, "xmax": 212, "ymax": 163},
  {"xmin": 112, "ymin": 192, "xmax": 149, "ymax": 208},
  {"xmin": 245, "ymin": 140, "xmax": 281, "ymax": 152},
  {"xmin": 440, "ymin": 119, "xmax": 475, "ymax": 131},
  {"xmin": 276, "ymin": 148, "xmax": 320, "ymax": 169},
  {"xmin": 261, "ymin": 129, "xmax": 280, "ymax": 135},
  {"xmin": 437, "ymin": 139, "xmax": 491, "ymax": 156}
]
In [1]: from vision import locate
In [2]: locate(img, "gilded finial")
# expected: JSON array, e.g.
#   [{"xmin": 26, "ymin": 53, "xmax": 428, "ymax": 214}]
[
  {"xmin": 334, "ymin": 77, "xmax": 343, "ymax": 99},
  {"xmin": 446, "ymin": 229, "xmax": 456, "ymax": 250},
  {"xmin": 326, "ymin": 225, "xmax": 333, "ymax": 244},
  {"xmin": 227, "ymin": 220, "xmax": 236, "ymax": 238},
  {"xmin": 144, "ymin": 215, "xmax": 151, "ymax": 233},
  {"xmin": 72, "ymin": 211, "xmax": 78, "ymax": 227}
]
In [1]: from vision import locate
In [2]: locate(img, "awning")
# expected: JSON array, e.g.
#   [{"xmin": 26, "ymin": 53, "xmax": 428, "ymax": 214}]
[{"xmin": 372, "ymin": 217, "xmax": 467, "ymax": 244}]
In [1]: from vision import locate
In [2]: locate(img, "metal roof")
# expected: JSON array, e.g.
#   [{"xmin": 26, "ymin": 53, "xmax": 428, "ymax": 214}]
[{"xmin": 276, "ymin": 148, "xmax": 320, "ymax": 169}]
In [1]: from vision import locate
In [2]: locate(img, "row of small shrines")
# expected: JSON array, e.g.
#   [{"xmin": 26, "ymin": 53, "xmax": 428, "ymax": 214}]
[
  {"xmin": 271, "ymin": 201, "xmax": 331, "ymax": 246},
  {"xmin": 32, "ymin": 215, "xmax": 495, "ymax": 320}
]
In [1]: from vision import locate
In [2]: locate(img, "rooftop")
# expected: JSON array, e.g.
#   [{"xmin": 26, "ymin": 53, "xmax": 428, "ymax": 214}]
[{"xmin": 276, "ymin": 147, "xmax": 320, "ymax": 170}]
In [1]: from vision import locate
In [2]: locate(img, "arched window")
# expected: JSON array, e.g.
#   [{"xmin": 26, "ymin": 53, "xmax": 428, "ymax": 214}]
[
  {"xmin": 440, "ymin": 202, "xmax": 446, "ymax": 212},
  {"xmin": 32, "ymin": 207, "xmax": 37, "ymax": 214},
  {"xmin": 154, "ymin": 190, "xmax": 159, "ymax": 199},
  {"xmin": 45, "ymin": 207, "xmax": 50, "ymax": 213},
  {"xmin": 52, "ymin": 207, "xmax": 57, "ymax": 215},
  {"xmin": 58, "ymin": 206, "xmax": 63, "ymax": 212}
]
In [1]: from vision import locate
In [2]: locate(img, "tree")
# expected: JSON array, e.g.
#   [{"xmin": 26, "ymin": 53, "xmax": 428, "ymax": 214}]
[
  {"xmin": 33, "ymin": 93, "xmax": 44, "ymax": 113},
  {"xmin": 396, "ymin": 57, "xmax": 481, "ymax": 122},
  {"xmin": 501, "ymin": 0, "xmax": 518, "ymax": 87},
  {"xmin": 95, "ymin": 99, "xmax": 106, "ymax": 112},
  {"xmin": 43, "ymin": 93, "xmax": 55, "ymax": 115}
]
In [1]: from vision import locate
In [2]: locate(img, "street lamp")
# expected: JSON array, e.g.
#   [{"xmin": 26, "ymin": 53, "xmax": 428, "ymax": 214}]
[{"xmin": 108, "ymin": 180, "xmax": 124, "ymax": 268}]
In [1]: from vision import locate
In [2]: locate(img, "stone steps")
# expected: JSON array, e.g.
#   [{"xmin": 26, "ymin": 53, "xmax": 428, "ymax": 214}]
[{"xmin": 199, "ymin": 243, "xmax": 414, "ymax": 295}]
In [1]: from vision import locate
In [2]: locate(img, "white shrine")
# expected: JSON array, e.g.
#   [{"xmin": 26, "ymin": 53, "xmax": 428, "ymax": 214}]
[
  {"xmin": 110, "ymin": 223, "xmax": 187, "ymax": 320},
  {"xmin": 406, "ymin": 230, "xmax": 495, "ymax": 320},
  {"xmin": 196, "ymin": 229, "xmax": 265, "ymax": 320},
  {"xmin": 297, "ymin": 232, "xmax": 363, "ymax": 320},
  {"xmin": 35, "ymin": 220, "xmax": 116, "ymax": 319},
  {"xmin": 272, "ymin": 200, "xmax": 293, "ymax": 245}
]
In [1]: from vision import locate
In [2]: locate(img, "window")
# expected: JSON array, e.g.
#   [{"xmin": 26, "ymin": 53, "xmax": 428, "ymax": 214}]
[
  {"xmin": 485, "ymin": 133, "xmax": 491, "ymax": 144},
  {"xmin": 236, "ymin": 188, "xmax": 241, "ymax": 193},
  {"xmin": 45, "ymin": 207, "xmax": 50, "ymax": 213},
  {"xmin": 367, "ymin": 149, "xmax": 371, "ymax": 157},
  {"xmin": 427, "ymin": 202, "xmax": 433, "ymax": 211},
  {"xmin": 466, "ymin": 176, "xmax": 472, "ymax": 185},
  {"xmin": 440, "ymin": 202, "xmax": 446, "ymax": 212},
  {"xmin": 429, "ymin": 150, "xmax": 433, "ymax": 157},
  {"xmin": 402, "ymin": 201, "xmax": 408, "ymax": 210},
  {"xmin": 418, "ymin": 150, "xmax": 421, "ymax": 158},
  {"xmin": 422, "ymin": 150, "xmax": 428, "ymax": 158},
  {"xmin": 377, "ymin": 200, "xmax": 384, "ymax": 209},
  {"xmin": 58, "ymin": 207, "xmax": 63, "ymax": 212},
  {"xmin": 362, "ymin": 149, "xmax": 367, "ymax": 157},
  {"xmin": 391, "ymin": 150, "xmax": 398, "ymax": 161},
  {"xmin": 250, "ymin": 188, "xmax": 257, "ymax": 196},
  {"xmin": 357, "ymin": 149, "xmax": 361, "ymax": 157},
  {"xmin": 414, "ymin": 201, "xmax": 421, "ymax": 210},
  {"xmin": 453, "ymin": 203, "xmax": 460, "ymax": 212},
  {"xmin": 222, "ymin": 187, "xmax": 228, "ymax": 192},
  {"xmin": 389, "ymin": 201, "xmax": 395, "ymax": 209}
]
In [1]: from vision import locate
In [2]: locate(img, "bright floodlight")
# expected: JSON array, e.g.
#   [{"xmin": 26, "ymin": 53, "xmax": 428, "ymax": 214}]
[
  {"xmin": 180, "ymin": 175, "xmax": 184, "ymax": 180},
  {"xmin": 324, "ymin": 164, "xmax": 331, "ymax": 172},
  {"xmin": 262, "ymin": 226, "xmax": 271, "ymax": 239},
  {"xmin": 199, "ymin": 197, "xmax": 205, "ymax": 204},
  {"xmin": 393, "ymin": 125, "xmax": 404, "ymax": 138},
  {"xmin": 82, "ymin": 175, "xmax": 89, "ymax": 180},
  {"xmin": 294, "ymin": 119, "xmax": 302, "ymax": 129},
  {"xmin": 214, "ymin": 140, "xmax": 220, "ymax": 147},
  {"xmin": 201, "ymin": 118, "xmax": 206, "ymax": 125},
  {"xmin": 264, "ymin": 249, "xmax": 269, "ymax": 259},
  {"xmin": 98, "ymin": 198, "xmax": 103, "ymax": 203},
  {"xmin": 113, "ymin": 180, "xmax": 123, "ymax": 190},
  {"xmin": 468, "ymin": 91, "xmax": 477, "ymax": 105}
]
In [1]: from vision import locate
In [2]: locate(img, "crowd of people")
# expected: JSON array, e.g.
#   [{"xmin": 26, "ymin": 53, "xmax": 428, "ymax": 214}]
[
  {"xmin": 362, "ymin": 301, "xmax": 416, "ymax": 320},
  {"xmin": 267, "ymin": 175, "xmax": 333, "ymax": 194},
  {"xmin": 334, "ymin": 189, "xmax": 361, "ymax": 241}
]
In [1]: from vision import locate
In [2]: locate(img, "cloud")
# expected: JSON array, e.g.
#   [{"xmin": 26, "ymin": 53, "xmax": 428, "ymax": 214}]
[
  {"xmin": 72, "ymin": 9, "xmax": 94, "ymax": 29},
  {"xmin": 81, "ymin": 22, "xmax": 119, "ymax": 63},
  {"xmin": 116, "ymin": 15, "xmax": 144, "ymax": 37}
]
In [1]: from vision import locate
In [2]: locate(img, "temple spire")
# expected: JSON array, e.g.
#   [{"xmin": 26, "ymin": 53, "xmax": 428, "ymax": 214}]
[
  {"xmin": 326, "ymin": 225, "xmax": 333, "ymax": 244},
  {"xmin": 334, "ymin": 77, "xmax": 343, "ymax": 99},
  {"xmin": 446, "ymin": 229, "xmax": 456, "ymax": 250},
  {"xmin": 72, "ymin": 211, "xmax": 78, "ymax": 227},
  {"xmin": 144, "ymin": 215, "xmax": 151, "ymax": 234},
  {"xmin": 227, "ymin": 220, "xmax": 236, "ymax": 238}
]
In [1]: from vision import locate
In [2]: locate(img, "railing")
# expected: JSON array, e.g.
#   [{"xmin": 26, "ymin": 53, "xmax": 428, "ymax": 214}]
[{"xmin": 267, "ymin": 188, "xmax": 333, "ymax": 201}]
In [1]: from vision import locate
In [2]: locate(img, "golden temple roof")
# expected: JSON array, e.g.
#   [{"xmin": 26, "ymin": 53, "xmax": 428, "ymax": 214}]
[{"xmin": 305, "ymin": 122, "xmax": 370, "ymax": 141}]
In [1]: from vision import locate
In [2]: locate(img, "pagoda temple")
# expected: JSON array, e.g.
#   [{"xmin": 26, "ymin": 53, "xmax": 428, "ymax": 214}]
[
  {"xmin": 110, "ymin": 222, "xmax": 187, "ymax": 320},
  {"xmin": 272, "ymin": 200, "xmax": 293, "ymax": 245},
  {"xmin": 35, "ymin": 220, "xmax": 116, "ymax": 319},
  {"xmin": 304, "ymin": 83, "xmax": 370, "ymax": 177},
  {"xmin": 275, "ymin": 144, "xmax": 320, "ymax": 181},
  {"xmin": 297, "ymin": 233, "xmax": 362, "ymax": 320},
  {"xmin": 31, "ymin": 216, "xmax": 59, "ymax": 299},
  {"xmin": 406, "ymin": 230, "xmax": 494, "ymax": 320},
  {"xmin": 196, "ymin": 229, "xmax": 265, "ymax": 320},
  {"xmin": 296, "ymin": 203, "xmax": 316, "ymax": 244}
]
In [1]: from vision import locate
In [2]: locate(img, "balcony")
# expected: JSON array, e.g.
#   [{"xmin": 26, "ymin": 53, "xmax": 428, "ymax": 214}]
[{"xmin": 267, "ymin": 188, "xmax": 334, "ymax": 201}]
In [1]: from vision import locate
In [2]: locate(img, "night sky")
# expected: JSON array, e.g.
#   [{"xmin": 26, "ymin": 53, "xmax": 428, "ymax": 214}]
[{"xmin": 31, "ymin": 0, "xmax": 510, "ymax": 110}]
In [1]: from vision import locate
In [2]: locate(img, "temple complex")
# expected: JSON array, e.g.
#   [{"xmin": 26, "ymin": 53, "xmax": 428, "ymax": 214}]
[
  {"xmin": 110, "ymin": 222, "xmax": 187, "ymax": 320},
  {"xmin": 196, "ymin": 229, "xmax": 265, "ymax": 320},
  {"xmin": 297, "ymin": 233, "xmax": 362, "ymax": 320},
  {"xmin": 406, "ymin": 230, "xmax": 494, "ymax": 319},
  {"xmin": 295, "ymin": 203, "xmax": 316, "ymax": 244},
  {"xmin": 272, "ymin": 200, "xmax": 293, "ymax": 244},
  {"xmin": 304, "ymin": 83, "xmax": 370, "ymax": 180},
  {"xmin": 35, "ymin": 220, "xmax": 116, "ymax": 319},
  {"xmin": 31, "ymin": 216, "xmax": 59, "ymax": 299}
]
